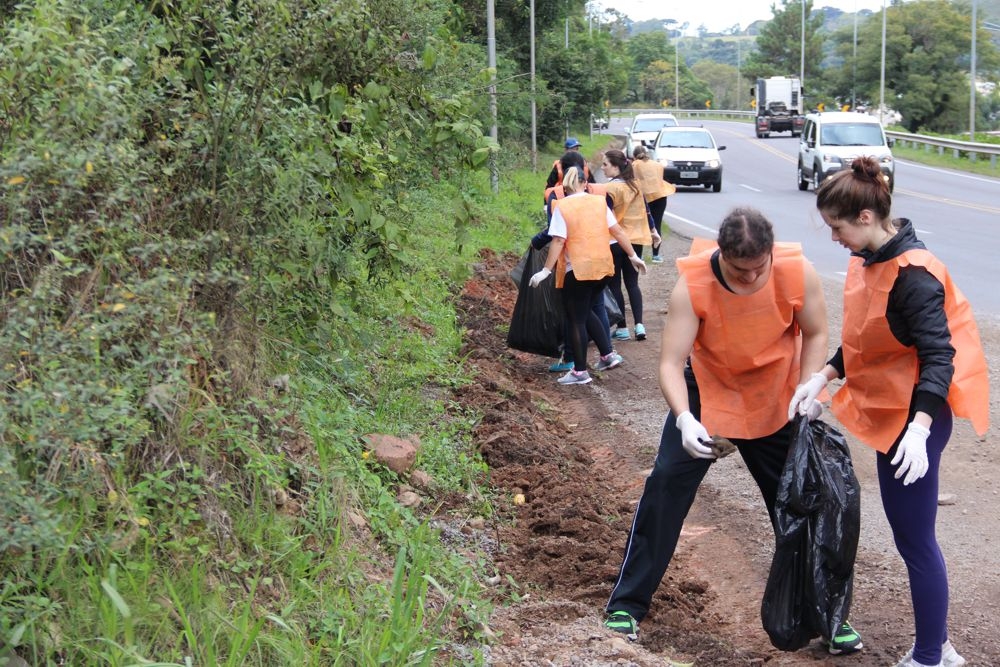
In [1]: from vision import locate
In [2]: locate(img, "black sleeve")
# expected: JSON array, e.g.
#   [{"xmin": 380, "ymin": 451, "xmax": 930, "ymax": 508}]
[
  {"xmin": 827, "ymin": 347, "xmax": 845, "ymax": 378},
  {"xmin": 587, "ymin": 168, "xmax": 596, "ymax": 183},
  {"xmin": 887, "ymin": 265, "xmax": 954, "ymax": 416}
]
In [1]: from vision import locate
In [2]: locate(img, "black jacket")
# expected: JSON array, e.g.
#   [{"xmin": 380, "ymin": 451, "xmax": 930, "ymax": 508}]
[{"xmin": 828, "ymin": 219, "xmax": 954, "ymax": 419}]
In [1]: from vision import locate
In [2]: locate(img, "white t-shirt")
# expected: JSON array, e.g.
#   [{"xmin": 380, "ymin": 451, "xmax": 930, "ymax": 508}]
[{"xmin": 548, "ymin": 192, "xmax": 618, "ymax": 275}]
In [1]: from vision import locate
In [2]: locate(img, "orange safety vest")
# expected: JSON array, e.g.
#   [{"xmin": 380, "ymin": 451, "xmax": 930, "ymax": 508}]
[
  {"xmin": 552, "ymin": 159, "xmax": 591, "ymax": 184},
  {"xmin": 550, "ymin": 194, "xmax": 615, "ymax": 289},
  {"xmin": 677, "ymin": 240, "xmax": 806, "ymax": 439},
  {"xmin": 605, "ymin": 181, "xmax": 652, "ymax": 246},
  {"xmin": 544, "ymin": 182, "xmax": 607, "ymax": 205},
  {"xmin": 831, "ymin": 249, "xmax": 990, "ymax": 452},
  {"xmin": 632, "ymin": 158, "xmax": 676, "ymax": 202}
]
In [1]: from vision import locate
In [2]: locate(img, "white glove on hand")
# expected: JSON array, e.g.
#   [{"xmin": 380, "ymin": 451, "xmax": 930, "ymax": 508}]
[
  {"xmin": 891, "ymin": 422, "xmax": 931, "ymax": 485},
  {"xmin": 803, "ymin": 399, "xmax": 823, "ymax": 421},
  {"xmin": 528, "ymin": 267, "xmax": 551, "ymax": 288},
  {"xmin": 651, "ymin": 229, "xmax": 662, "ymax": 246},
  {"xmin": 787, "ymin": 372, "xmax": 829, "ymax": 420},
  {"xmin": 675, "ymin": 410, "xmax": 715, "ymax": 459},
  {"xmin": 628, "ymin": 254, "xmax": 647, "ymax": 275}
]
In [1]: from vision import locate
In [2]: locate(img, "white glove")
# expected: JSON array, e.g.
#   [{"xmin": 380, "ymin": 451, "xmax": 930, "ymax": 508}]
[
  {"xmin": 891, "ymin": 422, "xmax": 930, "ymax": 485},
  {"xmin": 651, "ymin": 229, "xmax": 662, "ymax": 246},
  {"xmin": 628, "ymin": 254, "xmax": 647, "ymax": 275},
  {"xmin": 787, "ymin": 372, "xmax": 829, "ymax": 420},
  {"xmin": 675, "ymin": 410, "xmax": 715, "ymax": 459},
  {"xmin": 802, "ymin": 399, "xmax": 823, "ymax": 421},
  {"xmin": 528, "ymin": 267, "xmax": 551, "ymax": 288}
]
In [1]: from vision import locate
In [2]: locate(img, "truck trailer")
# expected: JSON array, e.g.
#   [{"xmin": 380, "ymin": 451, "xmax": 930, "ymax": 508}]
[{"xmin": 751, "ymin": 76, "xmax": 805, "ymax": 138}]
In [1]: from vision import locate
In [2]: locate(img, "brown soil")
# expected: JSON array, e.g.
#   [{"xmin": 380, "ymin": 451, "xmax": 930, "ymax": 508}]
[{"xmin": 453, "ymin": 234, "xmax": 1000, "ymax": 666}]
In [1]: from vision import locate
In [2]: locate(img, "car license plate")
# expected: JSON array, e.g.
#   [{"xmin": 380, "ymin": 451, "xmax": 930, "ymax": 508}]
[{"xmin": 680, "ymin": 171, "xmax": 698, "ymax": 179}]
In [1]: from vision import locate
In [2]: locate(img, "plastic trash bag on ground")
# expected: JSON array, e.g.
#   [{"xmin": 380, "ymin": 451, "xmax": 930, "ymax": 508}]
[
  {"xmin": 761, "ymin": 416, "xmax": 861, "ymax": 651},
  {"xmin": 507, "ymin": 243, "xmax": 564, "ymax": 358}
]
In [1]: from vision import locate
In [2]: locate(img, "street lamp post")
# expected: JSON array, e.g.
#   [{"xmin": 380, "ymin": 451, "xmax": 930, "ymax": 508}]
[
  {"xmin": 970, "ymin": 0, "xmax": 978, "ymax": 141},
  {"xmin": 675, "ymin": 38, "xmax": 680, "ymax": 108},
  {"xmin": 879, "ymin": 0, "xmax": 886, "ymax": 125}
]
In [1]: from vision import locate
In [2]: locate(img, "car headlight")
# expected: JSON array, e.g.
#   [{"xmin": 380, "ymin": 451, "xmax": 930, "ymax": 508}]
[
  {"xmin": 705, "ymin": 159, "xmax": 720, "ymax": 168},
  {"xmin": 880, "ymin": 155, "xmax": 893, "ymax": 166},
  {"xmin": 822, "ymin": 155, "xmax": 843, "ymax": 167},
  {"xmin": 658, "ymin": 159, "xmax": 674, "ymax": 168}
]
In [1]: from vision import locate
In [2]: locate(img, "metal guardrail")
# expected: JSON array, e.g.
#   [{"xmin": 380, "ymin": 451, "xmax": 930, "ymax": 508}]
[
  {"xmin": 608, "ymin": 108, "xmax": 1000, "ymax": 170},
  {"xmin": 886, "ymin": 130, "xmax": 1000, "ymax": 169}
]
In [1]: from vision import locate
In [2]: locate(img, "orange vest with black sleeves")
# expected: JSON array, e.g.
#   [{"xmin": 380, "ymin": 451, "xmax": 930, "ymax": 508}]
[
  {"xmin": 605, "ymin": 181, "xmax": 652, "ymax": 247},
  {"xmin": 632, "ymin": 158, "xmax": 676, "ymax": 202},
  {"xmin": 831, "ymin": 249, "xmax": 990, "ymax": 452}
]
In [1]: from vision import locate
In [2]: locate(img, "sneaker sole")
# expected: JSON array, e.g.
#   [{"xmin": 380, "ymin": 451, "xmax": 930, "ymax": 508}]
[
  {"xmin": 595, "ymin": 360, "xmax": 622, "ymax": 371},
  {"xmin": 558, "ymin": 377, "xmax": 592, "ymax": 385},
  {"xmin": 827, "ymin": 641, "xmax": 864, "ymax": 655}
]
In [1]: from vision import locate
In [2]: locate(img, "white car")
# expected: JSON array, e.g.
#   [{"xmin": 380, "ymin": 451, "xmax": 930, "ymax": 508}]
[
  {"xmin": 652, "ymin": 126, "xmax": 726, "ymax": 192},
  {"xmin": 797, "ymin": 112, "xmax": 895, "ymax": 192},
  {"xmin": 624, "ymin": 113, "xmax": 678, "ymax": 157}
]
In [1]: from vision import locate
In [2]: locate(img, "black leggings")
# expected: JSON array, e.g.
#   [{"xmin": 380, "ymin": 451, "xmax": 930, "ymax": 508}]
[
  {"xmin": 648, "ymin": 197, "xmax": 666, "ymax": 256},
  {"xmin": 562, "ymin": 272, "xmax": 613, "ymax": 372},
  {"xmin": 609, "ymin": 243, "xmax": 643, "ymax": 328}
]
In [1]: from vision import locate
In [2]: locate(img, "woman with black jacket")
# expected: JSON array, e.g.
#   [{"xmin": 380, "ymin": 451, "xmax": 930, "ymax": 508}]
[{"xmin": 788, "ymin": 156, "xmax": 989, "ymax": 667}]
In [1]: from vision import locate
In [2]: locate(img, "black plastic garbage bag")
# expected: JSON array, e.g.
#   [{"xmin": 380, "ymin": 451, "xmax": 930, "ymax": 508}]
[
  {"xmin": 506, "ymin": 244, "xmax": 565, "ymax": 358},
  {"xmin": 761, "ymin": 416, "xmax": 861, "ymax": 651},
  {"xmin": 603, "ymin": 287, "xmax": 623, "ymax": 327}
]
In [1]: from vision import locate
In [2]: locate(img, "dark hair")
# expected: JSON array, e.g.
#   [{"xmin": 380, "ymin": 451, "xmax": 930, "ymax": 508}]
[
  {"xmin": 604, "ymin": 149, "xmax": 640, "ymax": 195},
  {"xmin": 560, "ymin": 150, "xmax": 587, "ymax": 174},
  {"xmin": 717, "ymin": 207, "xmax": 774, "ymax": 260},
  {"xmin": 632, "ymin": 145, "xmax": 649, "ymax": 160},
  {"xmin": 815, "ymin": 156, "xmax": 892, "ymax": 221}
]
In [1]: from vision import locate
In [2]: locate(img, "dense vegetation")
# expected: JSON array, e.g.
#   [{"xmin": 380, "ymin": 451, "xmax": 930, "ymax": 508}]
[{"xmin": 1, "ymin": 0, "xmax": 998, "ymax": 665}]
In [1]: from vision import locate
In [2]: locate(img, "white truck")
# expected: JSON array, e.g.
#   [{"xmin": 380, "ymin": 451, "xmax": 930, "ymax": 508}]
[{"xmin": 751, "ymin": 76, "xmax": 805, "ymax": 138}]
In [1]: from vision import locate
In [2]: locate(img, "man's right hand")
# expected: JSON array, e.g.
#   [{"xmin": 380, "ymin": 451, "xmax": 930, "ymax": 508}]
[
  {"xmin": 675, "ymin": 411, "xmax": 716, "ymax": 459},
  {"xmin": 787, "ymin": 372, "xmax": 829, "ymax": 420}
]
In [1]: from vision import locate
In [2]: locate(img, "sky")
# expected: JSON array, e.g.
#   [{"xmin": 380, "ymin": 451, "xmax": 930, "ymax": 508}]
[{"xmin": 600, "ymin": 0, "xmax": 888, "ymax": 34}]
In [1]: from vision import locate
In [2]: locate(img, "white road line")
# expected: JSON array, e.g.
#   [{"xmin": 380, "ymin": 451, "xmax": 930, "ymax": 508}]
[
  {"xmin": 740, "ymin": 184, "xmax": 762, "ymax": 192},
  {"xmin": 915, "ymin": 227, "xmax": 934, "ymax": 235},
  {"xmin": 664, "ymin": 211, "xmax": 716, "ymax": 234},
  {"xmin": 898, "ymin": 159, "xmax": 1000, "ymax": 185}
]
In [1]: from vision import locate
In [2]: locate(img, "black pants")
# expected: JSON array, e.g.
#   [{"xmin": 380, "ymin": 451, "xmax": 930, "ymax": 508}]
[
  {"xmin": 648, "ymin": 197, "xmax": 666, "ymax": 257},
  {"xmin": 608, "ymin": 243, "xmax": 643, "ymax": 328},
  {"xmin": 605, "ymin": 379, "xmax": 794, "ymax": 622},
  {"xmin": 562, "ymin": 272, "xmax": 613, "ymax": 373}
]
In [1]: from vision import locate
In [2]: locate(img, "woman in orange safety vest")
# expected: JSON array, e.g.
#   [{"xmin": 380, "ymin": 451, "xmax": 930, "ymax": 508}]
[
  {"xmin": 788, "ymin": 156, "xmax": 989, "ymax": 667},
  {"xmin": 630, "ymin": 145, "xmax": 675, "ymax": 264}
]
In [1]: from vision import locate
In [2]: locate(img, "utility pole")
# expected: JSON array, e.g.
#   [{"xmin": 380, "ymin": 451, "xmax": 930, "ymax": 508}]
[
  {"xmin": 970, "ymin": 0, "xmax": 978, "ymax": 141},
  {"xmin": 487, "ymin": 0, "xmax": 499, "ymax": 192},
  {"xmin": 879, "ymin": 0, "xmax": 886, "ymax": 126},
  {"xmin": 530, "ymin": 0, "xmax": 537, "ymax": 172}
]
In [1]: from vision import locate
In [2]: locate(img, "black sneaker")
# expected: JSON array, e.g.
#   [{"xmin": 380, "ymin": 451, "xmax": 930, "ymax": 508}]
[
  {"xmin": 603, "ymin": 610, "xmax": 638, "ymax": 641},
  {"xmin": 827, "ymin": 620, "xmax": 864, "ymax": 655}
]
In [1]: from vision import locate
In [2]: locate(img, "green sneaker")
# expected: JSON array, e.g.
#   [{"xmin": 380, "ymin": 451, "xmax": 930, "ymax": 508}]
[
  {"xmin": 603, "ymin": 610, "xmax": 638, "ymax": 641},
  {"xmin": 827, "ymin": 620, "xmax": 864, "ymax": 655}
]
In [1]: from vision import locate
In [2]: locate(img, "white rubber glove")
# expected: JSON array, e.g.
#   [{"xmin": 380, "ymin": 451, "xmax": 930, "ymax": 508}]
[
  {"xmin": 651, "ymin": 229, "xmax": 662, "ymax": 246},
  {"xmin": 528, "ymin": 267, "xmax": 551, "ymax": 287},
  {"xmin": 787, "ymin": 372, "xmax": 829, "ymax": 420},
  {"xmin": 628, "ymin": 254, "xmax": 647, "ymax": 275},
  {"xmin": 891, "ymin": 422, "xmax": 930, "ymax": 485},
  {"xmin": 675, "ymin": 410, "xmax": 715, "ymax": 459},
  {"xmin": 803, "ymin": 399, "xmax": 823, "ymax": 421}
]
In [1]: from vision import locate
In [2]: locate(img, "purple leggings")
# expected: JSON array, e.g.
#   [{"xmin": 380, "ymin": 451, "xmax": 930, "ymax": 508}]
[{"xmin": 877, "ymin": 405, "xmax": 954, "ymax": 666}]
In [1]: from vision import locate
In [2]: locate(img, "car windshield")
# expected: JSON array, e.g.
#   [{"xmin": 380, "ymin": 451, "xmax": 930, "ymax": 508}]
[
  {"xmin": 658, "ymin": 131, "xmax": 714, "ymax": 149},
  {"xmin": 820, "ymin": 124, "xmax": 884, "ymax": 147},
  {"xmin": 634, "ymin": 118, "xmax": 677, "ymax": 132}
]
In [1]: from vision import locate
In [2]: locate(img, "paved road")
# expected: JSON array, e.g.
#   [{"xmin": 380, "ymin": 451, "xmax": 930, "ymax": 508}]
[{"xmin": 598, "ymin": 117, "xmax": 1000, "ymax": 317}]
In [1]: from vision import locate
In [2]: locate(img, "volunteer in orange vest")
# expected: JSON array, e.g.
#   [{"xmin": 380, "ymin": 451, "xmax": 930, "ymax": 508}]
[
  {"xmin": 534, "ymin": 151, "xmax": 610, "ymax": 374},
  {"xmin": 544, "ymin": 136, "xmax": 595, "ymax": 190},
  {"xmin": 789, "ymin": 156, "xmax": 989, "ymax": 667},
  {"xmin": 602, "ymin": 149, "xmax": 661, "ymax": 342},
  {"xmin": 630, "ymin": 145, "xmax": 675, "ymax": 264},
  {"xmin": 604, "ymin": 207, "xmax": 865, "ymax": 655},
  {"xmin": 528, "ymin": 166, "xmax": 645, "ymax": 386}
]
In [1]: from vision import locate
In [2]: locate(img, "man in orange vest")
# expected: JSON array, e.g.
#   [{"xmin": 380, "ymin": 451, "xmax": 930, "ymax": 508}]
[{"xmin": 603, "ymin": 207, "xmax": 865, "ymax": 655}]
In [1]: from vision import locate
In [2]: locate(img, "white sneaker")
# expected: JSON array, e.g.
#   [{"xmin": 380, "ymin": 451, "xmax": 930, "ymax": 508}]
[
  {"xmin": 896, "ymin": 660, "xmax": 942, "ymax": 667},
  {"xmin": 897, "ymin": 640, "xmax": 965, "ymax": 667}
]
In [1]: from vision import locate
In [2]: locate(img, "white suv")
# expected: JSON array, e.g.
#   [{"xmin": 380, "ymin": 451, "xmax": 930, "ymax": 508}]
[
  {"xmin": 625, "ymin": 113, "xmax": 678, "ymax": 157},
  {"xmin": 797, "ymin": 112, "xmax": 895, "ymax": 192}
]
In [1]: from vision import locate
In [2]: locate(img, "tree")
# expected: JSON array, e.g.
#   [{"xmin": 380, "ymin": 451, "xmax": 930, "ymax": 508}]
[
  {"xmin": 843, "ymin": 0, "xmax": 1000, "ymax": 132},
  {"xmin": 692, "ymin": 60, "xmax": 742, "ymax": 110},
  {"xmin": 744, "ymin": 0, "xmax": 824, "ymax": 83}
]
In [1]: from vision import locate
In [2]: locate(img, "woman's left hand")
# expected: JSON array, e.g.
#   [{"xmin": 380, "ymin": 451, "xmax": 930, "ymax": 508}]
[
  {"xmin": 628, "ymin": 254, "xmax": 647, "ymax": 275},
  {"xmin": 891, "ymin": 422, "xmax": 931, "ymax": 485}
]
